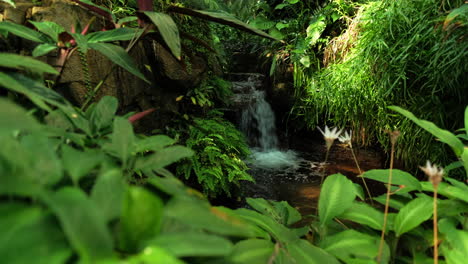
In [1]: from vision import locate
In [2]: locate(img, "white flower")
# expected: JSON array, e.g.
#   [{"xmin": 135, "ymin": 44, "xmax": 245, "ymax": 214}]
[
  {"xmin": 339, "ymin": 130, "xmax": 352, "ymax": 146},
  {"xmin": 317, "ymin": 125, "xmax": 343, "ymax": 150},
  {"xmin": 419, "ymin": 160, "xmax": 443, "ymax": 187}
]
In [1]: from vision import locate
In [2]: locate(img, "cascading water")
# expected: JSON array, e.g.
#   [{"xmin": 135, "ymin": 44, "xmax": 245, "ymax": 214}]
[{"xmin": 231, "ymin": 74, "xmax": 300, "ymax": 170}]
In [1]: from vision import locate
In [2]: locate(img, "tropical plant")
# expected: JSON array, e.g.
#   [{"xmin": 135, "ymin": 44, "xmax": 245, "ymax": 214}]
[{"xmin": 176, "ymin": 111, "xmax": 253, "ymax": 197}]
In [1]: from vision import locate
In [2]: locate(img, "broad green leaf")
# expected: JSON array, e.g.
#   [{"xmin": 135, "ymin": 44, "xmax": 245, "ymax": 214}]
[
  {"xmin": 438, "ymin": 199, "xmax": 468, "ymax": 218},
  {"xmin": 0, "ymin": 98, "xmax": 41, "ymax": 134},
  {"xmin": 117, "ymin": 16, "xmax": 138, "ymax": 25},
  {"xmin": 319, "ymin": 173, "xmax": 356, "ymax": 226},
  {"xmin": 167, "ymin": 6, "xmax": 279, "ymax": 41},
  {"xmin": 32, "ymin": 43, "xmax": 58, "ymax": 57},
  {"xmin": 71, "ymin": 33, "xmax": 88, "ymax": 53},
  {"xmin": 103, "ymin": 117, "xmax": 135, "ymax": 167},
  {"xmin": 361, "ymin": 169, "xmax": 421, "ymax": 192},
  {"xmin": 20, "ymin": 134, "xmax": 63, "ymax": 185},
  {"xmin": 300, "ymin": 56, "xmax": 311, "ymax": 67},
  {"xmin": 88, "ymin": 42, "xmax": 149, "ymax": 83},
  {"xmin": 0, "ymin": 21, "xmax": 48, "ymax": 43},
  {"xmin": 0, "ymin": 53, "xmax": 58, "ymax": 74},
  {"xmin": 0, "ymin": 203, "xmax": 72, "ymax": 264},
  {"xmin": 246, "ymin": 198, "xmax": 301, "ymax": 226},
  {"xmin": 127, "ymin": 246, "xmax": 184, "ymax": 264},
  {"xmin": 394, "ymin": 195, "xmax": 433, "ymax": 237},
  {"xmin": 143, "ymin": 11, "xmax": 180, "ymax": 59},
  {"xmin": 165, "ymin": 198, "xmax": 265, "ymax": 238},
  {"xmin": 40, "ymin": 187, "xmax": 114, "ymax": 262},
  {"xmin": 147, "ymin": 232, "xmax": 232, "ymax": 257},
  {"xmin": 389, "ymin": 106, "xmax": 465, "ymax": 156},
  {"xmin": 339, "ymin": 202, "xmax": 385, "ymax": 231},
  {"xmin": 134, "ymin": 145, "xmax": 194, "ymax": 171},
  {"xmin": 320, "ymin": 229, "xmax": 389, "ymax": 264},
  {"xmin": 89, "ymin": 96, "xmax": 118, "ymax": 134},
  {"xmin": 91, "ymin": 169, "xmax": 126, "ymax": 222},
  {"xmin": 353, "ymin": 183, "xmax": 365, "ymax": 200},
  {"xmin": 29, "ymin": 21, "xmax": 65, "ymax": 42},
  {"xmin": 0, "ymin": 72, "xmax": 66, "ymax": 111},
  {"xmin": 421, "ymin": 181, "xmax": 468, "ymax": 203},
  {"xmin": 438, "ymin": 218, "xmax": 468, "ymax": 262},
  {"xmin": 287, "ymin": 239, "xmax": 340, "ymax": 264},
  {"xmin": 276, "ymin": 22, "xmax": 290, "ymax": 30},
  {"xmin": 373, "ymin": 194, "xmax": 410, "ymax": 210},
  {"xmin": 134, "ymin": 135, "xmax": 176, "ymax": 153},
  {"xmin": 61, "ymin": 145, "xmax": 103, "ymax": 184},
  {"xmin": 86, "ymin": 28, "xmax": 142, "ymax": 43},
  {"xmin": 119, "ymin": 186, "xmax": 164, "ymax": 252},
  {"xmin": 229, "ymin": 239, "xmax": 274, "ymax": 264},
  {"xmin": 233, "ymin": 208, "xmax": 296, "ymax": 243}
]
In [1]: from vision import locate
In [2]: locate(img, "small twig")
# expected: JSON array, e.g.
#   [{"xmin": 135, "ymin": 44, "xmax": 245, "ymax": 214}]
[
  {"xmin": 350, "ymin": 146, "xmax": 373, "ymax": 205},
  {"xmin": 267, "ymin": 242, "xmax": 281, "ymax": 264}
]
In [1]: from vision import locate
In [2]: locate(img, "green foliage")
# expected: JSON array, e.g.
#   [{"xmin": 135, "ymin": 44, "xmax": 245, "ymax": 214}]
[
  {"xmin": 293, "ymin": 0, "xmax": 467, "ymax": 170},
  {"xmin": 176, "ymin": 112, "xmax": 252, "ymax": 197},
  {"xmin": 186, "ymin": 76, "xmax": 234, "ymax": 108}
]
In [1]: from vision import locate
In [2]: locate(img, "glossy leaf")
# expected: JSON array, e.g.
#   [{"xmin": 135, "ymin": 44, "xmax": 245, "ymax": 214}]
[
  {"xmin": 0, "ymin": 21, "xmax": 49, "ymax": 43},
  {"xmin": 167, "ymin": 6, "xmax": 279, "ymax": 41},
  {"xmin": 29, "ymin": 21, "xmax": 65, "ymax": 42},
  {"xmin": 287, "ymin": 239, "xmax": 340, "ymax": 264},
  {"xmin": 61, "ymin": 145, "xmax": 103, "ymax": 184},
  {"xmin": 86, "ymin": 28, "xmax": 142, "ymax": 43},
  {"xmin": 438, "ymin": 218, "xmax": 468, "ymax": 263},
  {"xmin": 0, "ymin": 72, "xmax": 67, "ymax": 111},
  {"xmin": 32, "ymin": 43, "xmax": 58, "ymax": 57},
  {"xmin": 320, "ymin": 229, "xmax": 389, "ymax": 264},
  {"xmin": 361, "ymin": 169, "xmax": 421, "ymax": 192},
  {"xmin": 91, "ymin": 169, "xmax": 126, "ymax": 222},
  {"xmin": 41, "ymin": 187, "xmax": 114, "ymax": 262},
  {"xmin": 421, "ymin": 181, "xmax": 468, "ymax": 203},
  {"xmin": 134, "ymin": 145, "xmax": 193, "ymax": 171},
  {"xmin": 229, "ymin": 239, "xmax": 274, "ymax": 264},
  {"xmin": 1, "ymin": 0, "xmax": 16, "ymax": 7},
  {"xmin": 373, "ymin": 194, "xmax": 410, "ymax": 210},
  {"xmin": 318, "ymin": 173, "xmax": 356, "ymax": 226},
  {"xmin": 246, "ymin": 197, "xmax": 301, "ymax": 226},
  {"xmin": 0, "ymin": 98, "xmax": 41, "ymax": 134},
  {"xmin": 0, "ymin": 203, "xmax": 72, "ymax": 264},
  {"xmin": 103, "ymin": 117, "xmax": 135, "ymax": 166},
  {"xmin": 119, "ymin": 186, "xmax": 164, "ymax": 252},
  {"xmin": 339, "ymin": 202, "xmax": 385, "ymax": 231},
  {"xmin": 389, "ymin": 105, "xmax": 465, "ymax": 156},
  {"xmin": 147, "ymin": 232, "xmax": 233, "ymax": 257},
  {"xmin": 89, "ymin": 96, "xmax": 118, "ymax": 134},
  {"xmin": 88, "ymin": 42, "xmax": 150, "ymax": 83},
  {"xmin": 144, "ymin": 11, "xmax": 181, "ymax": 59},
  {"xmin": 134, "ymin": 135, "xmax": 176, "ymax": 153},
  {"xmin": 0, "ymin": 53, "xmax": 58, "ymax": 75},
  {"xmin": 393, "ymin": 195, "xmax": 433, "ymax": 237},
  {"xmin": 165, "ymin": 198, "xmax": 265, "ymax": 238}
]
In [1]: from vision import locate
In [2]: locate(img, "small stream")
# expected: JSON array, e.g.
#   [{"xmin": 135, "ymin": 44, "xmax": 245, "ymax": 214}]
[{"xmin": 231, "ymin": 73, "xmax": 384, "ymax": 215}]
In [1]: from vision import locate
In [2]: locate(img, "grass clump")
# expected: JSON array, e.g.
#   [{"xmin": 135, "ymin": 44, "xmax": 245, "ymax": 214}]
[{"xmin": 293, "ymin": 0, "xmax": 467, "ymax": 172}]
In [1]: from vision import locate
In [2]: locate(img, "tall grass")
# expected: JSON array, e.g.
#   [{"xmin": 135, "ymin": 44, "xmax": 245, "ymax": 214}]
[{"xmin": 293, "ymin": 0, "xmax": 467, "ymax": 171}]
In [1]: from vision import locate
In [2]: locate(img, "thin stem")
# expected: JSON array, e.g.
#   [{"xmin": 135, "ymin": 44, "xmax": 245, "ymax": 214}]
[
  {"xmin": 377, "ymin": 139, "xmax": 395, "ymax": 263},
  {"xmin": 320, "ymin": 149, "xmax": 330, "ymax": 185},
  {"xmin": 433, "ymin": 188, "xmax": 439, "ymax": 264},
  {"xmin": 350, "ymin": 146, "xmax": 373, "ymax": 205}
]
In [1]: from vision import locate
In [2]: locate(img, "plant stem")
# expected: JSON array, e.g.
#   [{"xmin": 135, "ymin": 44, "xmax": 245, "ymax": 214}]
[
  {"xmin": 377, "ymin": 138, "xmax": 396, "ymax": 263},
  {"xmin": 350, "ymin": 146, "xmax": 373, "ymax": 205},
  {"xmin": 320, "ymin": 149, "xmax": 330, "ymax": 185},
  {"xmin": 433, "ymin": 188, "xmax": 439, "ymax": 264}
]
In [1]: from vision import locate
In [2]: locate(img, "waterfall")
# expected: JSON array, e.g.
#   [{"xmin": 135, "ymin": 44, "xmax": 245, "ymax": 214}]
[
  {"xmin": 231, "ymin": 74, "xmax": 299, "ymax": 169},
  {"xmin": 240, "ymin": 90, "xmax": 279, "ymax": 151}
]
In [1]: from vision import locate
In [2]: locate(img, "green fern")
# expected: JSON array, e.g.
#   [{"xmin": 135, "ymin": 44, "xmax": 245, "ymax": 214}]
[{"xmin": 176, "ymin": 112, "xmax": 252, "ymax": 197}]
